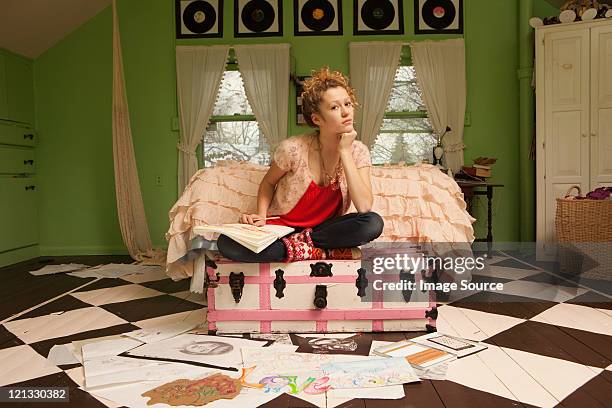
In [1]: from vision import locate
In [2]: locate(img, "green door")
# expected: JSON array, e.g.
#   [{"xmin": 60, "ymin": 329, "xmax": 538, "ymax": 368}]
[
  {"xmin": 5, "ymin": 55, "xmax": 34, "ymax": 126},
  {"xmin": 0, "ymin": 177, "xmax": 38, "ymax": 252}
]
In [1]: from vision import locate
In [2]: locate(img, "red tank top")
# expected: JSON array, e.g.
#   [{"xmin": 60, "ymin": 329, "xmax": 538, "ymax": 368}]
[{"xmin": 266, "ymin": 180, "xmax": 342, "ymax": 228}]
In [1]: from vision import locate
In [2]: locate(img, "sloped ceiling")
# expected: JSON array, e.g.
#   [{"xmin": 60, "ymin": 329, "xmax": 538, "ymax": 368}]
[
  {"xmin": 1, "ymin": 0, "xmax": 610, "ymax": 60},
  {"xmin": 0, "ymin": 0, "xmax": 111, "ymax": 59}
]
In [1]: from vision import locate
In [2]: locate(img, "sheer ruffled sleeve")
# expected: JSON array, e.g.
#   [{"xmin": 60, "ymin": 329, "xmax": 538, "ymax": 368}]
[
  {"xmin": 352, "ymin": 140, "xmax": 372, "ymax": 168},
  {"xmin": 273, "ymin": 138, "xmax": 299, "ymax": 172}
]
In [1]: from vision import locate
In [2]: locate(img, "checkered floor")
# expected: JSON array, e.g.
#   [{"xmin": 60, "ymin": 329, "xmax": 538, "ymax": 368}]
[{"xmin": 0, "ymin": 253, "xmax": 610, "ymax": 407}]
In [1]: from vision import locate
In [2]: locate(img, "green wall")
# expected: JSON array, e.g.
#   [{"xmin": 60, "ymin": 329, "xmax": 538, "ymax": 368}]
[{"xmin": 34, "ymin": 0, "xmax": 558, "ymax": 254}]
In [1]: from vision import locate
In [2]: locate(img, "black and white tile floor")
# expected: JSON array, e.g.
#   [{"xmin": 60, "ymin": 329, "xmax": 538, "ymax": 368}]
[{"xmin": 0, "ymin": 253, "xmax": 610, "ymax": 407}]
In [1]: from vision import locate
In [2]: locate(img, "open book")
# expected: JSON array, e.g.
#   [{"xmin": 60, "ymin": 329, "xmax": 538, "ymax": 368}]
[{"xmin": 193, "ymin": 224, "xmax": 294, "ymax": 253}]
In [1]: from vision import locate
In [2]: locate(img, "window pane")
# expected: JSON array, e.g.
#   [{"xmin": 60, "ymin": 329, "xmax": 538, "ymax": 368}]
[
  {"xmin": 371, "ymin": 118, "xmax": 437, "ymax": 165},
  {"xmin": 204, "ymin": 121, "xmax": 270, "ymax": 167},
  {"xmin": 386, "ymin": 66, "xmax": 426, "ymax": 112},
  {"xmin": 212, "ymin": 71, "xmax": 254, "ymax": 116}
]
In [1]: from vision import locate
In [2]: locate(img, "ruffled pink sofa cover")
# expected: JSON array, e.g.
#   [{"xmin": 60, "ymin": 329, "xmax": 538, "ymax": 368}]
[{"xmin": 165, "ymin": 161, "xmax": 475, "ymax": 280}]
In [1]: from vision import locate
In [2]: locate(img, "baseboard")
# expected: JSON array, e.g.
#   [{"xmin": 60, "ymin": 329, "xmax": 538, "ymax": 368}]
[
  {"xmin": 0, "ymin": 245, "xmax": 40, "ymax": 268},
  {"xmin": 39, "ymin": 246, "xmax": 130, "ymax": 256}
]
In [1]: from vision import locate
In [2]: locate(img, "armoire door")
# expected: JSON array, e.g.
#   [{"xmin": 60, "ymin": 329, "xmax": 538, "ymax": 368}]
[
  {"xmin": 590, "ymin": 24, "xmax": 612, "ymax": 190},
  {"xmin": 543, "ymin": 29, "xmax": 591, "ymax": 243}
]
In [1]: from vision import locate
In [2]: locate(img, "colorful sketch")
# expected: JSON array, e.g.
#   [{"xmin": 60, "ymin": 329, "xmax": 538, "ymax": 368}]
[
  {"xmin": 321, "ymin": 357, "xmax": 419, "ymax": 389},
  {"xmin": 142, "ymin": 374, "xmax": 242, "ymax": 406}
]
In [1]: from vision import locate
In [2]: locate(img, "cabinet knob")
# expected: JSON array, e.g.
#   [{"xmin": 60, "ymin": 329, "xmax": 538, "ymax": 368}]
[
  {"xmin": 591, "ymin": 132, "xmax": 596, "ymax": 137},
  {"xmin": 23, "ymin": 134, "xmax": 34, "ymax": 140},
  {"xmin": 582, "ymin": 133, "xmax": 587, "ymax": 138},
  {"xmin": 25, "ymin": 185, "xmax": 36, "ymax": 191},
  {"xmin": 23, "ymin": 160, "xmax": 34, "ymax": 165}
]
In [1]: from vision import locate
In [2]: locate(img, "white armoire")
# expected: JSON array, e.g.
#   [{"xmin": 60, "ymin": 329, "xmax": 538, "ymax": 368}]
[{"xmin": 536, "ymin": 19, "xmax": 612, "ymax": 244}]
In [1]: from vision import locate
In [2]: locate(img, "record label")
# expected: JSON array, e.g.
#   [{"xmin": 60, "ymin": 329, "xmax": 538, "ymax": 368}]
[
  {"xmin": 183, "ymin": 0, "xmax": 216, "ymax": 33},
  {"xmin": 422, "ymin": 0, "xmax": 456, "ymax": 30},
  {"xmin": 301, "ymin": 0, "xmax": 335, "ymax": 31},
  {"xmin": 361, "ymin": 0, "xmax": 395, "ymax": 30}
]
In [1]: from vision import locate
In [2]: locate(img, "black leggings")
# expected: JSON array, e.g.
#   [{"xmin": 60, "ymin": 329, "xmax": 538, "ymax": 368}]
[{"xmin": 217, "ymin": 211, "xmax": 384, "ymax": 263}]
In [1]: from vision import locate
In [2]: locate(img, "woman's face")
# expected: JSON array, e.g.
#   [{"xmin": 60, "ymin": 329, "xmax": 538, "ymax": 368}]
[{"xmin": 312, "ymin": 87, "xmax": 354, "ymax": 134}]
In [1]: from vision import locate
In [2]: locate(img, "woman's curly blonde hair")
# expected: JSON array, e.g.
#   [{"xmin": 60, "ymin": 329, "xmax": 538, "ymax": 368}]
[{"xmin": 300, "ymin": 66, "xmax": 359, "ymax": 128}]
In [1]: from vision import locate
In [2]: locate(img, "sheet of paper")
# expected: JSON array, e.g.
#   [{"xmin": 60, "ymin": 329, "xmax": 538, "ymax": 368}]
[
  {"xmin": 126, "ymin": 334, "xmax": 265, "ymax": 369},
  {"xmin": 82, "ymin": 337, "xmax": 144, "ymax": 361},
  {"xmin": 411, "ymin": 332, "xmax": 488, "ymax": 358},
  {"xmin": 68, "ymin": 268, "xmax": 107, "ymax": 278},
  {"xmin": 124, "ymin": 321, "xmax": 197, "ymax": 344},
  {"xmin": 371, "ymin": 340, "xmax": 448, "ymax": 380},
  {"xmin": 322, "ymin": 357, "xmax": 419, "ymax": 389},
  {"xmin": 250, "ymin": 333, "xmax": 292, "ymax": 345},
  {"xmin": 84, "ymin": 264, "xmax": 161, "ymax": 278},
  {"xmin": 264, "ymin": 343, "xmax": 299, "ymax": 352},
  {"xmin": 373, "ymin": 340, "xmax": 455, "ymax": 368},
  {"xmin": 328, "ymin": 384, "xmax": 405, "ymax": 399},
  {"xmin": 84, "ymin": 356, "xmax": 207, "ymax": 389},
  {"xmin": 30, "ymin": 263, "xmax": 89, "ymax": 275},
  {"xmin": 290, "ymin": 333, "xmax": 372, "ymax": 356},
  {"xmin": 90, "ymin": 373, "xmax": 278, "ymax": 408},
  {"xmin": 47, "ymin": 344, "xmax": 81, "ymax": 365},
  {"xmin": 72, "ymin": 334, "xmax": 134, "ymax": 363}
]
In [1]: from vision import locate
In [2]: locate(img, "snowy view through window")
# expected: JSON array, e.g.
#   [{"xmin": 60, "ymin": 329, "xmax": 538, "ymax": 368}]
[
  {"xmin": 370, "ymin": 66, "xmax": 437, "ymax": 165},
  {"xmin": 203, "ymin": 66, "xmax": 435, "ymax": 167},
  {"xmin": 203, "ymin": 71, "xmax": 269, "ymax": 167}
]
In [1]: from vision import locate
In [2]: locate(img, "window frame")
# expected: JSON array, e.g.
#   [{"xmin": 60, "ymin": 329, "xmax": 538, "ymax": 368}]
[
  {"xmin": 202, "ymin": 50, "xmax": 267, "ymax": 167},
  {"xmin": 371, "ymin": 48, "xmax": 435, "ymax": 165}
]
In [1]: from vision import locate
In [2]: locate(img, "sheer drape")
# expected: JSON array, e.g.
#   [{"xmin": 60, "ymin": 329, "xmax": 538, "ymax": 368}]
[
  {"xmin": 409, "ymin": 39, "xmax": 466, "ymax": 173},
  {"xmin": 175, "ymin": 45, "xmax": 229, "ymax": 195},
  {"xmin": 349, "ymin": 41, "xmax": 403, "ymax": 148},
  {"xmin": 111, "ymin": 0, "xmax": 157, "ymax": 262},
  {"xmin": 234, "ymin": 44, "xmax": 290, "ymax": 151}
]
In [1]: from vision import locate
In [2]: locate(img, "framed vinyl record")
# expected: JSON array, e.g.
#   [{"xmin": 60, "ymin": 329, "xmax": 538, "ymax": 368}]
[
  {"xmin": 353, "ymin": 0, "xmax": 404, "ymax": 35},
  {"xmin": 415, "ymin": 0, "xmax": 463, "ymax": 34},
  {"xmin": 294, "ymin": 0, "xmax": 342, "ymax": 36},
  {"xmin": 176, "ymin": 0, "xmax": 223, "ymax": 38},
  {"xmin": 235, "ymin": 0, "xmax": 283, "ymax": 37}
]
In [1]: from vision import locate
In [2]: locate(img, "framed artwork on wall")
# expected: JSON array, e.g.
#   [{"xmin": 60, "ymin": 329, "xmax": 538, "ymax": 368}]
[
  {"xmin": 176, "ymin": 0, "xmax": 223, "ymax": 38},
  {"xmin": 353, "ymin": 0, "xmax": 404, "ymax": 35},
  {"xmin": 414, "ymin": 0, "xmax": 464, "ymax": 34},
  {"xmin": 234, "ymin": 0, "xmax": 283, "ymax": 37},
  {"xmin": 294, "ymin": 0, "xmax": 343, "ymax": 36}
]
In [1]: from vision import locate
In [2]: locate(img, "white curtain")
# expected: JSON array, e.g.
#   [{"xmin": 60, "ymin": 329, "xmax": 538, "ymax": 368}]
[
  {"xmin": 111, "ymin": 0, "xmax": 158, "ymax": 262},
  {"xmin": 175, "ymin": 45, "xmax": 229, "ymax": 195},
  {"xmin": 234, "ymin": 44, "xmax": 290, "ymax": 151},
  {"xmin": 349, "ymin": 41, "xmax": 403, "ymax": 149},
  {"xmin": 409, "ymin": 39, "xmax": 466, "ymax": 173}
]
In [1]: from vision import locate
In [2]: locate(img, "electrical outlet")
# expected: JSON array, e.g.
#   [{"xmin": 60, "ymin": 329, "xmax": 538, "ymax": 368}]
[{"xmin": 155, "ymin": 175, "xmax": 163, "ymax": 186}]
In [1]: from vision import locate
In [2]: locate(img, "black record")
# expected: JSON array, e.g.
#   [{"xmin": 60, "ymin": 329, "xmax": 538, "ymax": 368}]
[
  {"xmin": 361, "ymin": 0, "xmax": 395, "ymax": 30},
  {"xmin": 183, "ymin": 0, "xmax": 217, "ymax": 33},
  {"xmin": 301, "ymin": 0, "xmax": 335, "ymax": 31},
  {"xmin": 422, "ymin": 0, "xmax": 456, "ymax": 30},
  {"xmin": 241, "ymin": 0, "xmax": 275, "ymax": 32}
]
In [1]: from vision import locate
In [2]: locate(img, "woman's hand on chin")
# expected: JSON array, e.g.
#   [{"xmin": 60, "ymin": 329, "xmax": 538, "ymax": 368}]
[{"xmin": 338, "ymin": 129, "xmax": 357, "ymax": 152}]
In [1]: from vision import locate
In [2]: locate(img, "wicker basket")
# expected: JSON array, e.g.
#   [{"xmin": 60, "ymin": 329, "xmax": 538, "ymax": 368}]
[
  {"xmin": 555, "ymin": 186, "xmax": 612, "ymax": 279},
  {"xmin": 555, "ymin": 186, "xmax": 612, "ymax": 243}
]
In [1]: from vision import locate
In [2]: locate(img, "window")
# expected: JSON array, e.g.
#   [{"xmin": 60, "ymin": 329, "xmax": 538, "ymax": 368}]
[
  {"xmin": 370, "ymin": 62, "xmax": 437, "ymax": 165},
  {"xmin": 203, "ymin": 60, "xmax": 269, "ymax": 167}
]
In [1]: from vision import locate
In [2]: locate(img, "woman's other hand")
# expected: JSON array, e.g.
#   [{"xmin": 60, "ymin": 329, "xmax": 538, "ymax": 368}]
[
  {"xmin": 338, "ymin": 129, "xmax": 357, "ymax": 152},
  {"xmin": 239, "ymin": 213, "xmax": 266, "ymax": 227}
]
